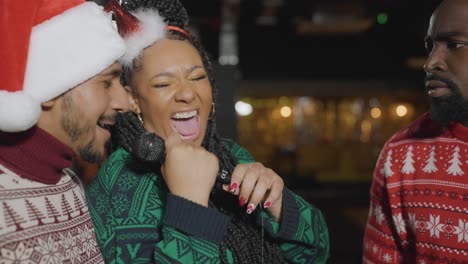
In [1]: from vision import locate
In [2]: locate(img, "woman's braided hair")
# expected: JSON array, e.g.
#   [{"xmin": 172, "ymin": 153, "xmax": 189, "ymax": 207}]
[{"xmin": 121, "ymin": 0, "xmax": 285, "ymax": 262}]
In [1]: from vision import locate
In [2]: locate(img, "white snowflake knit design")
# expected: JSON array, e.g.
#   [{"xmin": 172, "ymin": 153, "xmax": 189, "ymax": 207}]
[
  {"xmin": 393, "ymin": 213, "xmax": 406, "ymax": 234},
  {"xmin": 408, "ymin": 213, "xmax": 418, "ymax": 233},
  {"xmin": 447, "ymin": 146, "xmax": 464, "ymax": 176},
  {"xmin": 427, "ymin": 214, "xmax": 444, "ymax": 238},
  {"xmin": 383, "ymin": 253, "xmax": 393, "ymax": 263},
  {"xmin": 374, "ymin": 205, "xmax": 385, "ymax": 225}
]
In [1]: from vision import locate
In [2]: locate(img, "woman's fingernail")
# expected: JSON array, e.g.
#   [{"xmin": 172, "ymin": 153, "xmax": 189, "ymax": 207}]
[
  {"xmin": 230, "ymin": 183, "xmax": 238, "ymax": 193},
  {"xmin": 246, "ymin": 204, "xmax": 255, "ymax": 214},
  {"xmin": 239, "ymin": 196, "xmax": 246, "ymax": 207},
  {"xmin": 264, "ymin": 201, "xmax": 271, "ymax": 209}
]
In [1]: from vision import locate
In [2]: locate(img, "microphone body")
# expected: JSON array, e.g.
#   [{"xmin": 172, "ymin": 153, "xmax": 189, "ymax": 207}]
[{"xmin": 132, "ymin": 132, "xmax": 232, "ymax": 184}]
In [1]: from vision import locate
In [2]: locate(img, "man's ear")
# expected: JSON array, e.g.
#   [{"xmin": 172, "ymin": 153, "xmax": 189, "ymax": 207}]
[
  {"xmin": 125, "ymin": 85, "xmax": 141, "ymax": 114},
  {"xmin": 41, "ymin": 96, "xmax": 60, "ymax": 110}
]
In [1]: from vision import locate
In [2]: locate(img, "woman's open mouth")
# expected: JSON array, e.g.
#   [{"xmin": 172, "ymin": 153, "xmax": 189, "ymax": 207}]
[{"xmin": 170, "ymin": 110, "xmax": 200, "ymax": 140}]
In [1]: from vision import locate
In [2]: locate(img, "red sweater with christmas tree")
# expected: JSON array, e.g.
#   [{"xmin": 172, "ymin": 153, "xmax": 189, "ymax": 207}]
[
  {"xmin": 0, "ymin": 127, "xmax": 104, "ymax": 263},
  {"xmin": 363, "ymin": 113, "xmax": 468, "ymax": 264}
]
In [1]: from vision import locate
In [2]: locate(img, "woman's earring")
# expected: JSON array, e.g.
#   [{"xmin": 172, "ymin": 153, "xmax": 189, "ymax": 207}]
[
  {"xmin": 137, "ymin": 113, "xmax": 144, "ymax": 125},
  {"xmin": 209, "ymin": 102, "xmax": 216, "ymax": 120}
]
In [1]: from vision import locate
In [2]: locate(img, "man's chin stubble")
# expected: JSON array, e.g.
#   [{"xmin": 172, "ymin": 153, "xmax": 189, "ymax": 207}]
[
  {"xmin": 430, "ymin": 94, "xmax": 468, "ymax": 126},
  {"xmin": 78, "ymin": 140, "xmax": 104, "ymax": 164}
]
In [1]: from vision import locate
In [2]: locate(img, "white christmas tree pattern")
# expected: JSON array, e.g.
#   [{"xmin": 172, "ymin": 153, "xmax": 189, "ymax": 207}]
[
  {"xmin": 423, "ymin": 146, "xmax": 438, "ymax": 173},
  {"xmin": 447, "ymin": 146, "xmax": 464, "ymax": 176},
  {"xmin": 401, "ymin": 146, "xmax": 416, "ymax": 174},
  {"xmin": 381, "ymin": 150, "xmax": 394, "ymax": 177}
]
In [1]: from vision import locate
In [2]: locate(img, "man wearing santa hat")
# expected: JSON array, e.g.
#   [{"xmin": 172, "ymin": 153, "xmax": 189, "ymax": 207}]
[{"xmin": 0, "ymin": 0, "xmax": 126, "ymax": 262}]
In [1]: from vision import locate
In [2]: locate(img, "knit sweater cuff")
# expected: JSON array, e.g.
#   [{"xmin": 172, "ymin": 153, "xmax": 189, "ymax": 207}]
[
  {"xmin": 257, "ymin": 188, "xmax": 299, "ymax": 240},
  {"xmin": 163, "ymin": 194, "xmax": 232, "ymax": 244},
  {"xmin": 277, "ymin": 188, "xmax": 300, "ymax": 239}
]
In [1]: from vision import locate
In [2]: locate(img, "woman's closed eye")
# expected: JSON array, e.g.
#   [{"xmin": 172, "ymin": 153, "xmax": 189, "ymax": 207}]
[
  {"xmin": 153, "ymin": 82, "xmax": 171, "ymax": 88},
  {"xmin": 191, "ymin": 74, "xmax": 207, "ymax": 81}
]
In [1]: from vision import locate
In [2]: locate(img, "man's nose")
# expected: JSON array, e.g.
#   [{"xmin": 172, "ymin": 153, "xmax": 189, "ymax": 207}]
[
  {"xmin": 109, "ymin": 82, "xmax": 131, "ymax": 113},
  {"xmin": 423, "ymin": 45, "xmax": 448, "ymax": 74}
]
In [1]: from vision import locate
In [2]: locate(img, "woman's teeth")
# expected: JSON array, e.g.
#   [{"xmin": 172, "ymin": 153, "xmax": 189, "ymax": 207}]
[{"xmin": 172, "ymin": 110, "xmax": 197, "ymax": 119}]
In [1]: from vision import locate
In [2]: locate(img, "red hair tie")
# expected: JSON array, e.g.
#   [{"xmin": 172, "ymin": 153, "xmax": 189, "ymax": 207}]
[{"xmin": 165, "ymin": 25, "xmax": 191, "ymax": 40}]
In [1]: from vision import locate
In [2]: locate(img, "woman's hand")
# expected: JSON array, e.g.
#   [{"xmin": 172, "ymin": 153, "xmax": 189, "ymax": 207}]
[
  {"xmin": 161, "ymin": 133, "xmax": 219, "ymax": 207},
  {"xmin": 223, "ymin": 162, "xmax": 284, "ymax": 222}
]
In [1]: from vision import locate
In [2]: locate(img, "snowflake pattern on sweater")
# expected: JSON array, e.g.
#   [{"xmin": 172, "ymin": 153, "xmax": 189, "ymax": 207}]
[
  {"xmin": 87, "ymin": 140, "xmax": 330, "ymax": 263},
  {"xmin": 363, "ymin": 114, "xmax": 468, "ymax": 264},
  {"xmin": 0, "ymin": 165, "xmax": 104, "ymax": 264}
]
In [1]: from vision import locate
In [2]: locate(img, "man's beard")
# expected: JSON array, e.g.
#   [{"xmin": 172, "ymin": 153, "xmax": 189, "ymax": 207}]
[
  {"xmin": 60, "ymin": 94, "xmax": 109, "ymax": 164},
  {"xmin": 78, "ymin": 139, "xmax": 112, "ymax": 164},
  {"xmin": 426, "ymin": 76, "xmax": 468, "ymax": 126}
]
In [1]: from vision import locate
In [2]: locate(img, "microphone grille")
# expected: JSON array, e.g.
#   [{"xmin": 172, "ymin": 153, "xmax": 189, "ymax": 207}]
[{"xmin": 132, "ymin": 132, "xmax": 166, "ymax": 163}]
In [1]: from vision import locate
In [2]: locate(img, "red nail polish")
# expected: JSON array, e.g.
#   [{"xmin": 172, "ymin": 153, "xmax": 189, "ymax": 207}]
[
  {"xmin": 264, "ymin": 202, "xmax": 271, "ymax": 209},
  {"xmin": 239, "ymin": 196, "xmax": 246, "ymax": 207},
  {"xmin": 247, "ymin": 204, "xmax": 255, "ymax": 214},
  {"xmin": 230, "ymin": 183, "xmax": 238, "ymax": 193}
]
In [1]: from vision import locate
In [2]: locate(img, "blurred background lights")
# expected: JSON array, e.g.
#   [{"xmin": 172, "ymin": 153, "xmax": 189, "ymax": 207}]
[
  {"xmin": 280, "ymin": 106, "xmax": 292, "ymax": 118},
  {"xmin": 235, "ymin": 101, "xmax": 253, "ymax": 116},
  {"xmin": 369, "ymin": 98, "xmax": 381, "ymax": 108},
  {"xmin": 279, "ymin": 96, "xmax": 289, "ymax": 105},
  {"xmin": 377, "ymin": 12, "xmax": 388, "ymax": 25},
  {"xmin": 396, "ymin": 105, "xmax": 408, "ymax": 117},
  {"xmin": 370, "ymin": 107, "xmax": 382, "ymax": 119}
]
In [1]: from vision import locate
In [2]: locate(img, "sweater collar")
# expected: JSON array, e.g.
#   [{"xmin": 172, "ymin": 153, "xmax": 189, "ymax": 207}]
[{"xmin": 0, "ymin": 126, "xmax": 74, "ymax": 184}]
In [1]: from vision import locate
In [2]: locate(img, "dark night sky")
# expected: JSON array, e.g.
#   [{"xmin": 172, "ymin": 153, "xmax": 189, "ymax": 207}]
[{"xmin": 182, "ymin": 0, "xmax": 442, "ymax": 80}]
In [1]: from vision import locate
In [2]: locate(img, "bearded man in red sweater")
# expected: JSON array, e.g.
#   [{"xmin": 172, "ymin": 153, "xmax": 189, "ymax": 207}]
[{"xmin": 363, "ymin": 0, "xmax": 468, "ymax": 263}]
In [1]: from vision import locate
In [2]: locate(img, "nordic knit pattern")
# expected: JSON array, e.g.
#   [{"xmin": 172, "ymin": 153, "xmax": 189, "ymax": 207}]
[
  {"xmin": 0, "ymin": 167, "xmax": 104, "ymax": 264},
  {"xmin": 363, "ymin": 113, "xmax": 468, "ymax": 264},
  {"xmin": 0, "ymin": 128, "xmax": 104, "ymax": 264},
  {"xmin": 87, "ymin": 140, "xmax": 329, "ymax": 263}
]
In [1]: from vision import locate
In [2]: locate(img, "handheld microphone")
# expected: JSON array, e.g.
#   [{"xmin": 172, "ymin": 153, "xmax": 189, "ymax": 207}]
[
  {"xmin": 132, "ymin": 131, "xmax": 232, "ymax": 185},
  {"xmin": 132, "ymin": 132, "xmax": 166, "ymax": 163}
]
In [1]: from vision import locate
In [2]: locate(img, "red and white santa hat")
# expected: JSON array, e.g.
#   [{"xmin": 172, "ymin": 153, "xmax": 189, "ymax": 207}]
[
  {"xmin": 0, "ymin": 0, "xmax": 125, "ymax": 132},
  {"xmin": 105, "ymin": 0, "xmax": 191, "ymax": 68}
]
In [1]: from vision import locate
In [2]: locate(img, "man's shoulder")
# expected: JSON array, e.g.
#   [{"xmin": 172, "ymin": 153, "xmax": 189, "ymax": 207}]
[
  {"xmin": 0, "ymin": 162, "xmax": 18, "ymax": 178},
  {"xmin": 386, "ymin": 112, "xmax": 445, "ymax": 144},
  {"xmin": 0, "ymin": 162, "xmax": 58, "ymax": 189}
]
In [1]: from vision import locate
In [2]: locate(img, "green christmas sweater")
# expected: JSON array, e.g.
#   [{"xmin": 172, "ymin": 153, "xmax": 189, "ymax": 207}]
[{"xmin": 87, "ymin": 140, "xmax": 329, "ymax": 263}]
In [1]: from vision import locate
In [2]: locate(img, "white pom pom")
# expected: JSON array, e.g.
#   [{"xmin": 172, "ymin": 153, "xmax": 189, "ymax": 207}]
[
  {"xmin": 0, "ymin": 91, "xmax": 41, "ymax": 132},
  {"xmin": 120, "ymin": 9, "xmax": 167, "ymax": 67}
]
